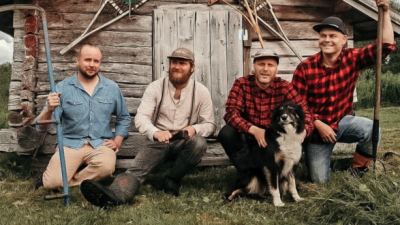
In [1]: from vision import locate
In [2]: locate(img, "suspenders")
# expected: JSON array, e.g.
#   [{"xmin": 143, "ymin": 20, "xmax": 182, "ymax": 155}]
[{"xmin": 154, "ymin": 78, "xmax": 196, "ymax": 127}]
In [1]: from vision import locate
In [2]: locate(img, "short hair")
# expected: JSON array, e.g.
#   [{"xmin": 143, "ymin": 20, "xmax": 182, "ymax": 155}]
[{"xmin": 76, "ymin": 43, "xmax": 101, "ymax": 60}]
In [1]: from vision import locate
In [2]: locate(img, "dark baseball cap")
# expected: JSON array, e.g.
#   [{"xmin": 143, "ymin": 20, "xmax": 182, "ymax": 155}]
[
  {"xmin": 252, "ymin": 49, "xmax": 279, "ymax": 64},
  {"xmin": 313, "ymin": 16, "xmax": 347, "ymax": 35},
  {"xmin": 167, "ymin": 48, "xmax": 194, "ymax": 62}
]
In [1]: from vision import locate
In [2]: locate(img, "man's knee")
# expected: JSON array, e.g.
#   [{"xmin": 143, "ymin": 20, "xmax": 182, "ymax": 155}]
[
  {"xmin": 176, "ymin": 135, "xmax": 207, "ymax": 165},
  {"xmin": 94, "ymin": 162, "xmax": 115, "ymax": 178},
  {"xmin": 43, "ymin": 172, "xmax": 63, "ymax": 190},
  {"xmin": 218, "ymin": 125, "xmax": 237, "ymax": 143},
  {"xmin": 305, "ymin": 144, "xmax": 332, "ymax": 183},
  {"xmin": 189, "ymin": 135, "xmax": 207, "ymax": 151}
]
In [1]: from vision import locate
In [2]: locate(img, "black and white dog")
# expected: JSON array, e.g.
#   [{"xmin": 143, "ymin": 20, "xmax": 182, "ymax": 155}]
[{"xmin": 227, "ymin": 102, "xmax": 305, "ymax": 207}]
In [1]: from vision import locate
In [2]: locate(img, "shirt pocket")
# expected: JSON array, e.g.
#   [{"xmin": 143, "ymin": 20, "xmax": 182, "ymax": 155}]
[
  {"xmin": 95, "ymin": 97, "xmax": 114, "ymax": 117},
  {"xmin": 65, "ymin": 99, "xmax": 85, "ymax": 118}
]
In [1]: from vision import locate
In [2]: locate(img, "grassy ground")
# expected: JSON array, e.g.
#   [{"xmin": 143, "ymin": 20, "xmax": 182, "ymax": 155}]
[{"xmin": 1, "ymin": 107, "xmax": 400, "ymax": 225}]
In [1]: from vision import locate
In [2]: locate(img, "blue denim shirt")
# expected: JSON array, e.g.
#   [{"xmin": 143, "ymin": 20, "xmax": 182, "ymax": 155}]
[{"xmin": 35, "ymin": 73, "xmax": 131, "ymax": 150}]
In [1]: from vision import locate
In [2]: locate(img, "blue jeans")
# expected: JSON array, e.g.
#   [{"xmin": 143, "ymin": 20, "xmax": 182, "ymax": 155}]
[
  {"xmin": 306, "ymin": 115, "xmax": 381, "ymax": 183},
  {"xmin": 126, "ymin": 135, "xmax": 207, "ymax": 184}
]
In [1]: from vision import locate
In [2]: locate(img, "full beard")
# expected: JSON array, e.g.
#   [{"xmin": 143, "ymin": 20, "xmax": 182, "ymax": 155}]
[{"xmin": 169, "ymin": 70, "xmax": 191, "ymax": 86}]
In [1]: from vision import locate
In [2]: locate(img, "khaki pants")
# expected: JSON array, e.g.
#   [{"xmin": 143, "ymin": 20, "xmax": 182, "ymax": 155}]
[{"xmin": 43, "ymin": 142, "xmax": 116, "ymax": 190}]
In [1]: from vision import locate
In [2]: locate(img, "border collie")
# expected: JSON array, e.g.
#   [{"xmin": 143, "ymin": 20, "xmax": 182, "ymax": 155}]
[{"xmin": 227, "ymin": 102, "xmax": 305, "ymax": 207}]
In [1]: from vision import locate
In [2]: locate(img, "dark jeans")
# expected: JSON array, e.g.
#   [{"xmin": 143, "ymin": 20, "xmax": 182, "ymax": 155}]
[
  {"xmin": 218, "ymin": 125, "xmax": 262, "ymax": 171},
  {"xmin": 126, "ymin": 135, "xmax": 207, "ymax": 184}
]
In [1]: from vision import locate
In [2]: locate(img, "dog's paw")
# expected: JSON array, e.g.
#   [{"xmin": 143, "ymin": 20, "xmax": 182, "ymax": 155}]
[
  {"xmin": 293, "ymin": 196, "xmax": 304, "ymax": 202},
  {"xmin": 273, "ymin": 201, "xmax": 285, "ymax": 207}
]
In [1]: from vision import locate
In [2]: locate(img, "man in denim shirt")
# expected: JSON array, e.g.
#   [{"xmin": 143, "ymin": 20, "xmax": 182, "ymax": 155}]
[{"xmin": 35, "ymin": 44, "xmax": 131, "ymax": 190}]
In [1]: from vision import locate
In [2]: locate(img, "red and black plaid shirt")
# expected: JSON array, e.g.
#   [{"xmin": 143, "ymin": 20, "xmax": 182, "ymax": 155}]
[
  {"xmin": 292, "ymin": 42, "xmax": 396, "ymax": 130},
  {"xmin": 224, "ymin": 75, "xmax": 314, "ymax": 136}
]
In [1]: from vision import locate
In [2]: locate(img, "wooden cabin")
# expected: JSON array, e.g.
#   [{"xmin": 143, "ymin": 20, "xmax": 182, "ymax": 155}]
[{"xmin": 0, "ymin": 0, "xmax": 400, "ymax": 171}]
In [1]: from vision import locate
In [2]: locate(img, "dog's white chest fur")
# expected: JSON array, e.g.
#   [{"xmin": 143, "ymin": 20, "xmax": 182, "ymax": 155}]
[{"xmin": 276, "ymin": 125, "xmax": 303, "ymax": 177}]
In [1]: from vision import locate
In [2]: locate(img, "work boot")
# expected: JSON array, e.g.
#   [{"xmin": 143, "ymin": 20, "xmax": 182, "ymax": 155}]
[
  {"xmin": 351, "ymin": 152, "xmax": 372, "ymax": 178},
  {"xmin": 349, "ymin": 166, "xmax": 369, "ymax": 178},
  {"xmin": 164, "ymin": 177, "xmax": 181, "ymax": 197},
  {"xmin": 80, "ymin": 173, "xmax": 140, "ymax": 208},
  {"xmin": 163, "ymin": 163, "xmax": 186, "ymax": 197}
]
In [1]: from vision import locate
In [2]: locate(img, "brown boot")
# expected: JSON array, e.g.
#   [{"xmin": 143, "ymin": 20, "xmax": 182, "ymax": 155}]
[
  {"xmin": 352, "ymin": 152, "xmax": 372, "ymax": 168},
  {"xmin": 80, "ymin": 173, "xmax": 140, "ymax": 208},
  {"xmin": 350, "ymin": 152, "xmax": 373, "ymax": 177}
]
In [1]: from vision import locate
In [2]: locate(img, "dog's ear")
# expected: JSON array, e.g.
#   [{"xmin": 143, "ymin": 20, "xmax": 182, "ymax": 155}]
[
  {"xmin": 295, "ymin": 103, "xmax": 306, "ymax": 133},
  {"xmin": 295, "ymin": 103, "xmax": 305, "ymax": 120}
]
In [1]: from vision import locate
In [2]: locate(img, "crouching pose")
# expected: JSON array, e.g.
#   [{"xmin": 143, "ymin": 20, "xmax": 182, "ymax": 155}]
[
  {"xmin": 226, "ymin": 102, "xmax": 306, "ymax": 206},
  {"xmin": 80, "ymin": 48, "xmax": 216, "ymax": 208},
  {"xmin": 218, "ymin": 49, "xmax": 314, "ymax": 206},
  {"xmin": 291, "ymin": 0, "xmax": 396, "ymax": 183}
]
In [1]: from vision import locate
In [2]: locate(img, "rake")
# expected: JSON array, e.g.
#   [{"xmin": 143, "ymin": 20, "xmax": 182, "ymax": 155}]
[{"xmin": 60, "ymin": 0, "xmax": 148, "ymax": 55}]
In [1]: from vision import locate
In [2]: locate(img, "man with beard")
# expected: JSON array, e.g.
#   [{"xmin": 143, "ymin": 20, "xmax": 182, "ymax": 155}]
[
  {"xmin": 35, "ymin": 44, "xmax": 131, "ymax": 190},
  {"xmin": 80, "ymin": 47, "xmax": 216, "ymax": 207}
]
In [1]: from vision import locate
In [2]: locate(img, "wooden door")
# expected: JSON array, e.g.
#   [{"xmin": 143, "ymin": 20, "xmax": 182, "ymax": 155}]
[{"xmin": 153, "ymin": 5, "xmax": 243, "ymax": 135}]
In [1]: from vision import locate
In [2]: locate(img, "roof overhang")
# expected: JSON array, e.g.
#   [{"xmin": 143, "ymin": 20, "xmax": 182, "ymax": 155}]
[{"xmin": 343, "ymin": 0, "xmax": 400, "ymax": 41}]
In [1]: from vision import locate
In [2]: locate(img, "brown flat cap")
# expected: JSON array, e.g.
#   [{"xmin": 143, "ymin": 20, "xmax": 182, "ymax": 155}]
[
  {"xmin": 252, "ymin": 49, "xmax": 279, "ymax": 64},
  {"xmin": 167, "ymin": 48, "xmax": 195, "ymax": 62}
]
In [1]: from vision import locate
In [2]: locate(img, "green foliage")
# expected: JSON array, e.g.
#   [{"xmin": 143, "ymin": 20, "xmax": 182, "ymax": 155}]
[
  {"xmin": 390, "ymin": 1, "xmax": 400, "ymax": 12},
  {"xmin": 353, "ymin": 36, "xmax": 400, "ymax": 109},
  {"xmin": 355, "ymin": 70, "xmax": 400, "ymax": 109},
  {"xmin": 0, "ymin": 62, "xmax": 11, "ymax": 129}
]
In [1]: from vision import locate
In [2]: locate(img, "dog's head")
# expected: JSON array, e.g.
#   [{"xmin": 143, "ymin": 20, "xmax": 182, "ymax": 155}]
[{"xmin": 271, "ymin": 102, "xmax": 305, "ymax": 134}]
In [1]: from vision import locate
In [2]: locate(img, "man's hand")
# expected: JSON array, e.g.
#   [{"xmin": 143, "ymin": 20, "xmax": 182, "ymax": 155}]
[
  {"xmin": 103, "ymin": 139, "xmax": 118, "ymax": 151},
  {"xmin": 376, "ymin": 0, "xmax": 389, "ymax": 11},
  {"xmin": 154, "ymin": 130, "xmax": 172, "ymax": 143},
  {"xmin": 301, "ymin": 130, "xmax": 307, "ymax": 142},
  {"xmin": 314, "ymin": 120, "xmax": 337, "ymax": 143},
  {"xmin": 248, "ymin": 125, "xmax": 267, "ymax": 148},
  {"xmin": 103, "ymin": 136, "xmax": 124, "ymax": 153},
  {"xmin": 182, "ymin": 126, "xmax": 196, "ymax": 138},
  {"xmin": 46, "ymin": 92, "xmax": 62, "ymax": 112}
]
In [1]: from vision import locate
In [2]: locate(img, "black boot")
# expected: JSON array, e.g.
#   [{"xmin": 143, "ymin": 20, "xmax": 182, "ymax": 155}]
[
  {"xmin": 164, "ymin": 177, "xmax": 181, "ymax": 197},
  {"xmin": 164, "ymin": 160, "xmax": 196, "ymax": 197},
  {"xmin": 80, "ymin": 173, "xmax": 140, "ymax": 208}
]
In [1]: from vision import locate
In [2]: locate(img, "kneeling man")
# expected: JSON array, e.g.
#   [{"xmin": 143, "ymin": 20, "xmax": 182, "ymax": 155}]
[{"xmin": 219, "ymin": 49, "xmax": 314, "ymax": 179}]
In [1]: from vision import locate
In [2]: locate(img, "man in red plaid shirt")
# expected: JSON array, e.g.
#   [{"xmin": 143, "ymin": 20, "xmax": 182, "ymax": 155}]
[
  {"xmin": 218, "ymin": 49, "xmax": 314, "ymax": 178},
  {"xmin": 291, "ymin": 0, "xmax": 396, "ymax": 183}
]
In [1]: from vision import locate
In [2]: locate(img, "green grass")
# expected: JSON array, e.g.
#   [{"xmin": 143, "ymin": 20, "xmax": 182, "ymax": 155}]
[{"xmin": 1, "ymin": 107, "xmax": 400, "ymax": 225}]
